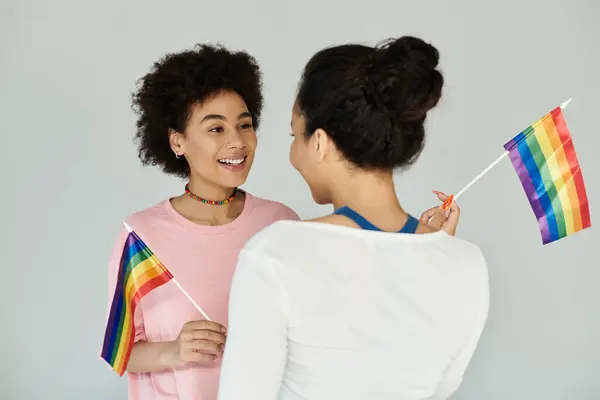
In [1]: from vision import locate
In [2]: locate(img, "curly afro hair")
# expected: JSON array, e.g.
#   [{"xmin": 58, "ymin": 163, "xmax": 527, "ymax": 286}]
[
  {"xmin": 131, "ymin": 43, "xmax": 263, "ymax": 178},
  {"xmin": 296, "ymin": 36, "xmax": 443, "ymax": 170}
]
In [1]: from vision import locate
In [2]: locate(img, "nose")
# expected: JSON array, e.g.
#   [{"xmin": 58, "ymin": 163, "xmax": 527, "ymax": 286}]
[{"xmin": 225, "ymin": 128, "xmax": 246, "ymax": 149}]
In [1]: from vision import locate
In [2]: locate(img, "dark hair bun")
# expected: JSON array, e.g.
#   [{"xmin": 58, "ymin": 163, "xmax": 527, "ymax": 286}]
[
  {"xmin": 365, "ymin": 36, "xmax": 443, "ymax": 124},
  {"xmin": 296, "ymin": 36, "xmax": 443, "ymax": 170}
]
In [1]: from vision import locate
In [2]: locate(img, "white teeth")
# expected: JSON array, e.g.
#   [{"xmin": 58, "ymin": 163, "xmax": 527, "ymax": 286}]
[{"xmin": 219, "ymin": 158, "xmax": 244, "ymax": 165}]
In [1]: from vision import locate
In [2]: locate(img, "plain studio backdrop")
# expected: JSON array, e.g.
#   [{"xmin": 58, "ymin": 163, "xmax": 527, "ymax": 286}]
[{"xmin": 1, "ymin": 0, "xmax": 598, "ymax": 398}]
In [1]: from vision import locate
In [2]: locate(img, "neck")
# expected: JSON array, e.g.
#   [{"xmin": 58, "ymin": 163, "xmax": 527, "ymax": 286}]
[
  {"xmin": 187, "ymin": 175, "xmax": 236, "ymax": 201},
  {"xmin": 174, "ymin": 174, "xmax": 243, "ymax": 225},
  {"xmin": 330, "ymin": 168, "xmax": 405, "ymax": 216}
]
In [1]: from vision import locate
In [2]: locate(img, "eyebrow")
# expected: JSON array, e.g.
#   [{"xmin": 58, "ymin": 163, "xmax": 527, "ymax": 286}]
[{"xmin": 200, "ymin": 112, "xmax": 252, "ymax": 123}]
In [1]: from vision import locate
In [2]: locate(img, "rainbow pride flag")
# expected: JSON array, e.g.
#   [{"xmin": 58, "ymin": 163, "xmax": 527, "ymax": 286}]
[
  {"xmin": 504, "ymin": 106, "xmax": 591, "ymax": 244},
  {"xmin": 101, "ymin": 224, "xmax": 173, "ymax": 375}
]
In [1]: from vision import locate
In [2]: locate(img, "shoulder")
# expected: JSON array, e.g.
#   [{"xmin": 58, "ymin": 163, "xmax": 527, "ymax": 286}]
[
  {"xmin": 117, "ymin": 200, "xmax": 176, "ymax": 236},
  {"xmin": 435, "ymin": 235, "xmax": 489, "ymax": 287},
  {"xmin": 437, "ymin": 234, "xmax": 487, "ymax": 264},
  {"xmin": 125, "ymin": 200, "xmax": 170, "ymax": 225},
  {"xmin": 236, "ymin": 220, "xmax": 323, "ymax": 269},
  {"xmin": 245, "ymin": 192, "xmax": 299, "ymax": 222},
  {"xmin": 237, "ymin": 218, "xmax": 302, "ymax": 258},
  {"xmin": 232, "ymin": 221, "xmax": 302, "ymax": 289},
  {"xmin": 440, "ymin": 234, "xmax": 485, "ymax": 259},
  {"xmin": 106, "ymin": 200, "xmax": 171, "ymax": 269}
]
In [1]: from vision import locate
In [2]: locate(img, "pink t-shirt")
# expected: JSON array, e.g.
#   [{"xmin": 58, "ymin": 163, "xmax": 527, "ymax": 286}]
[{"xmin": 102, "ymin": 192, "xmax": 299, "ymax": 400}]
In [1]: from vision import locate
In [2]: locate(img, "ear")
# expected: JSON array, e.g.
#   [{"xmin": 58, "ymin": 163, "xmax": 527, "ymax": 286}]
[
  {"xmin": 169, "ymin": 128, "xmax": 185, "ymax": 156},
  {"xmin": 312, "ymin": 128, "xmax": 331, "ymax": 162}
]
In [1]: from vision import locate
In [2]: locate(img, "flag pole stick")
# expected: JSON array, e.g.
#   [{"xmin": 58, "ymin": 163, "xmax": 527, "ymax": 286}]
[
  {"xmin": 123, "ymin": 222, "xmax": 212, "ymax": 321},
  {"xmin": 452, "ymin": 150, "xmax": 510, "ymax": 202},
  {"xmin": 428, "ymin": 97, "xmax": 573, "ymax": 223},
  {"xmin": 171, "ymin": 278, "xmax": 212, "ymax": 321}
]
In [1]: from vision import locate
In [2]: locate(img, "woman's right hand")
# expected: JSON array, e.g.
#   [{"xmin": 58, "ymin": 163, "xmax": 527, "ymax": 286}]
[
  {"xmin": 164, "ymin": 320, "xmax": 227, "ymax": 368},
  {"xmin": 420, "ymin": 191, "xmax": 460, "ymax": 236}
]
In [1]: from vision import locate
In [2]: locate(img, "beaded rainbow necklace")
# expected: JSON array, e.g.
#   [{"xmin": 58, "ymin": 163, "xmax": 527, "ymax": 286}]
[{"xmin": 184, "ymin": 184, "xmax": 240, "ymax": 205}]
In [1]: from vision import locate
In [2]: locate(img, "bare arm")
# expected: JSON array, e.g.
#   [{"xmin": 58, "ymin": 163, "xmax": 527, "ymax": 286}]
[
  {"xmin": 126, "ymin": 319, "xmax": 227, "ymax": 373},
  {"xmin": 126, "ymin": 340, "xmax": 178, "ymax": 373}
]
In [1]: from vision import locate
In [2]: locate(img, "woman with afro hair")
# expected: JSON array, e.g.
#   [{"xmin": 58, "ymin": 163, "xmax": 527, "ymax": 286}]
[
  {"xmin": 102, "ymin": 42, "xmax": 459, "ymax": 400},
  {"xmin": 102, "ymin": 44, "xmax": 299, "ymax": 400}
]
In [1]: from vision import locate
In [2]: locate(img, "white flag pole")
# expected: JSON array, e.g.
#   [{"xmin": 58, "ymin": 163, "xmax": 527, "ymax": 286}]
[
  {"xmin": 428, "ymin": 97, "xmax": 573, "ymax": 223},
  {"xmin": 123, "ymin": 222, "xmax": 212, "ymax": 321}
]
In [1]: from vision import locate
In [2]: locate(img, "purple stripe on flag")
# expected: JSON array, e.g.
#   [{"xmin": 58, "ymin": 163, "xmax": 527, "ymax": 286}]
[{"xmin": 504, "ymin": 137, "xmax": 551, "ymax": 243}]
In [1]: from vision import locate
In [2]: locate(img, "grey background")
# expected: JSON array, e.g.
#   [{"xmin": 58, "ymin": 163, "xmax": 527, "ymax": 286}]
[{"xmin": 1, "ymin": 0, "xmax": 598, "ymax": 398}]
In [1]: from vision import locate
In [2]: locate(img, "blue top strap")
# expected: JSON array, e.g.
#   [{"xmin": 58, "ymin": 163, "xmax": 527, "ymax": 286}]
[
  {"xmin": 334, "ymin": 206, "xmax": 419, "ymax": 234},
  {"xmin": 334, "ymin": 206, "xmax": 381, "ymax": 231},
  {"xmin": 398, "ymin": 214, "xmax": 419, "ymax": 234}
]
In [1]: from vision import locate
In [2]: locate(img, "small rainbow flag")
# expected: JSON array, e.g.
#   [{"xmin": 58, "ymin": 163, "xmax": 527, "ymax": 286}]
[
  {"xmin": 503, "ymin": 106, "xmax": 591, "ymax": 244},
  {"xmin": 101, "ymin": 224, "xmax": 173, "ymax": 375}
]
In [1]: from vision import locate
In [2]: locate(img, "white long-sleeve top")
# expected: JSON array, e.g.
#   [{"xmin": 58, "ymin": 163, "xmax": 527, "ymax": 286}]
[{"xmin": 218, "ymin": 220, "xmax": 489, "ymax": 400}]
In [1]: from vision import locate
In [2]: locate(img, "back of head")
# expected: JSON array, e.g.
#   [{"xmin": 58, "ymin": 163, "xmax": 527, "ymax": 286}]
[{"xmin": 296, "ymin": 36, "xmax": 443, "ymax": 169}]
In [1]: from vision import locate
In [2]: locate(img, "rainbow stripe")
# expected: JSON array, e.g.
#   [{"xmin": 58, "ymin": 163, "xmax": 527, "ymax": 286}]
[
  {"xmin": 101, "ymin": 229, "xmax": 173, "ymax": 375},
  {"xmin": 504, "ymin": 106, "xmax": 591, "ymax": 244}
]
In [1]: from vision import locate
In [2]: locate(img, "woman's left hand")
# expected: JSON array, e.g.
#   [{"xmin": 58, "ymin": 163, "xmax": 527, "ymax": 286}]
[{"xmin": 420, "ymin": 191, "xmax": 460, "ymax": 236}]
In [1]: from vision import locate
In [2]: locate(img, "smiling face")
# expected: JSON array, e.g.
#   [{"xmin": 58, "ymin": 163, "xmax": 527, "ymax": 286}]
[{"xmin": 169, "ymin": 90, "xmax": 257, "ymax": 189}]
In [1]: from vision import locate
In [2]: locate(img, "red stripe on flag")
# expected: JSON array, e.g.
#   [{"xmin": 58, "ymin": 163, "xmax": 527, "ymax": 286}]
[{"xmin": 552, "ymin": 109, "xmax": 591, "ymax": 229}]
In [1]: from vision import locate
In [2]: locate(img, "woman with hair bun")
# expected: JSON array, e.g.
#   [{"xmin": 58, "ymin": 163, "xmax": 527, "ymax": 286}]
[{"xmin": 218, "ymin": 36, "xmax": 489, "ymax": 400}]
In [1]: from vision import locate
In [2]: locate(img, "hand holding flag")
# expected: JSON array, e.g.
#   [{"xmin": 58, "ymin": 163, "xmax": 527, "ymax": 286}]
[
  {"xmin": 101, "ymin": 223, "xmax": 213, "ymax": 376},
  {"xmin": 429, "ymin": 98, "xmax": 591, "ymax": 244},
  {"xmin": 421, "ymin": 191, "xmax": 460, "ymax": 235}
]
